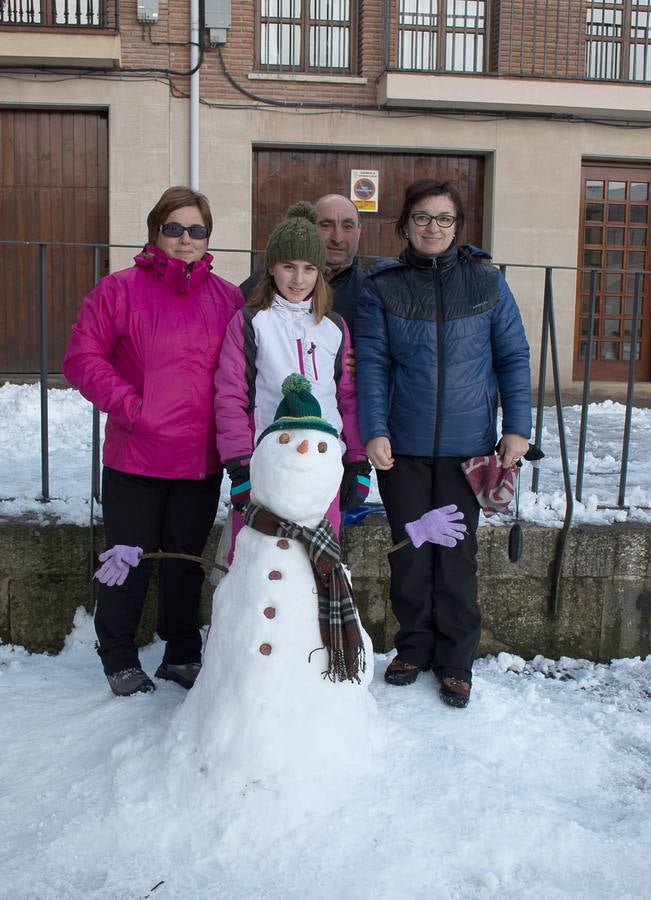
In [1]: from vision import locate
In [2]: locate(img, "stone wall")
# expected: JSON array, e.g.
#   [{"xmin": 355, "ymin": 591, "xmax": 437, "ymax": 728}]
[{"xmin": 1, "ymin": 516, "xmax": 649, "ymax": 662}]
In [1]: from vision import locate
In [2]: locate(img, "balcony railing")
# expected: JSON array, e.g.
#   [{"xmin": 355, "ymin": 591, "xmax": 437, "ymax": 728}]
[
  {"xmin": 389, "ymin": 0, "xmax": 651, "ymax": 84},
  {"xmin": 0, "ymin": 0, "xmax": 116, "ymax": 28}
]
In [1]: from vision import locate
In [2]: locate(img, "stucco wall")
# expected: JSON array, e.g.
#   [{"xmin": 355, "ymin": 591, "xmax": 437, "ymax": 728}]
[
  {"xmin": 1, "ymin": 517, "xmax": 649, "ymax": 663},
  {"xmin": 1, "ymin": 78, "xmax": 650, "ymax": 388}
]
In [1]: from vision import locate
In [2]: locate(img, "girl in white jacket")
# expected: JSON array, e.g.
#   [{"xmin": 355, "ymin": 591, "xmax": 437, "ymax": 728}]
[{"xmin": 214, "ymin": 202, "xmax": 369, "ymax": 557}]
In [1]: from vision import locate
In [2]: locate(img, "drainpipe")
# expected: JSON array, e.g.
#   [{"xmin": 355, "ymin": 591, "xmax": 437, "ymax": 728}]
[{"xmin": 189, "ymin": 0, "xmax": 200, "ymax": 189}]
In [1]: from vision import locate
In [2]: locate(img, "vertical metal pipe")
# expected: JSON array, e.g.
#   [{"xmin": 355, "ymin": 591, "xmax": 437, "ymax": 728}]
[
  {"xmin": 91, "ymin": 244, "xmax": 102, "ymax": 506},
  {"xmin": 618, "ymin": 272, "xmax": 642, "ymax": 507},
  {"xmin": 532, "ymin": 270, "xmax": 550, "ymax": 496},
  {"xmin": 536, "ymin": 0, "xmax": 542, "ymax": 74},
  {"xmin": 576, "ymin": 0, "xmax": 583, "ymax": 78},
  {"xmin": 189, "ymin": 0, "xmax": 200, "ymax": 189},
  {"xmin": 382, "ymin": 0, "xmax": 390, "ymax": 70},
  {"xmin": 545, "ymin": 267, "xmax": 574, "ymax": 617},
  {"xmin": 554, "ymin": 0, "xmax": 561, "ymax": 75},
  {"xmin": 38, "ymin": 243, "xmax": 49, "ymax": 502},
  {"xmin": 575, "ymin": 269, "xmax": 598, "ymax": 502},
  {"xmin": 89, "ymin": 244, "xmax": 102, "ymax": 599},
  {"xmin": 508, "ymin": 0, "xmax": 514, "ymax": 72}
]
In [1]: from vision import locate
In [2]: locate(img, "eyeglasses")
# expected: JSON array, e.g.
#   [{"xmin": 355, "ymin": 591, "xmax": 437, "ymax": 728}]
[
  {"xmin": 410, "ymin": 213, "xmax": 456, "ymax": 229},
  {"xmin": 159, "ymin": 222, "xmax": 209, "ymax": 239}
]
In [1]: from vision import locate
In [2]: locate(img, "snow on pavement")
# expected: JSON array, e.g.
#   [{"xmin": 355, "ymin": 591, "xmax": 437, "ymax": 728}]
[
  {"xmin": 1, "ymin": 611, "xmax": 650, "ymax": 900},
  {"xmin": 2, "ymin": 383, "xmax": 651, "ymax": 899}
]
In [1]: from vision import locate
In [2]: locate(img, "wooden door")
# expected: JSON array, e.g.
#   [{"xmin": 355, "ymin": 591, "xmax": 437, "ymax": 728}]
[
  {"xmin": 0, "ymin": 108, "xmax": 109, "ymax": 374},
  {"xmin": 251, "ymin": 148, "xmax": 485, "ymax": 268},
  {"xmin": 574, "ymin": 163, "xmax": 651, "ymax": 381}
]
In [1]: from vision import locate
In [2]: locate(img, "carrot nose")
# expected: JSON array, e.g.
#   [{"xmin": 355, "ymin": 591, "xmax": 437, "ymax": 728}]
[{"xmin": 296, "ymin": 439, "xmax": 309, "ymax": 454}]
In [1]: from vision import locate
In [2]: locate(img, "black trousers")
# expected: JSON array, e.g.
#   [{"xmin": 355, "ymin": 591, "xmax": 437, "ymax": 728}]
[
  {"xmin": 95, "ymin": 467, "xmax": 222, "ymax": 676},
  {"xmin": 377, "ymin": 456, "xmax": 481, "ymax": 682}
]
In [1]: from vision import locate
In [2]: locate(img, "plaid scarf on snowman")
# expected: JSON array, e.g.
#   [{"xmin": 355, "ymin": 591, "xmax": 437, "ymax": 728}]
[{"xmin": 244, "ymin": 502, "xmax": 366, "ymax": 683}]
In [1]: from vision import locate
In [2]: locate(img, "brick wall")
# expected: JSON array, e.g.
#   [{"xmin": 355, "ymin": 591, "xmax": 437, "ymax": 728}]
[
  {"xmin": 494, "ymin": 1, "xmax": 584, "ymax": 78},
  {"xmin": 113, "ymin": 1, "xmax": 596, "ymax": 109},
  {"xmin": 116, "ymin": 1, "xmax": 388, "ymax": 108}
]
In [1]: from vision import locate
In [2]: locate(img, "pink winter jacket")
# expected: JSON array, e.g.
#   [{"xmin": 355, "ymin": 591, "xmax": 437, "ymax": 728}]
[{"xmin": 62, "ymin": 245, "xmax": 244, "ymax": 480}]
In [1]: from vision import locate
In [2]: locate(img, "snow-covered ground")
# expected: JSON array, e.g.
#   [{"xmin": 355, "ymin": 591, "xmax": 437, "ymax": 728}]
[
  {"xmin": 1, "ymin": 383, "xmax": 650, "ymax": 899},
  {"xmin": 1, "ymin": 611, "xmax": 650, "ymax": 900},
  {"xmin": 1, "ymin": 382, "xmax": 651, "ymax": 527}
]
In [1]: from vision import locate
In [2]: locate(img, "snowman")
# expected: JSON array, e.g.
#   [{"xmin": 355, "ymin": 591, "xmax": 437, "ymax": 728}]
[{"xmin": 169, "ymin": 375, "xmax": 377, "ymax": 787}]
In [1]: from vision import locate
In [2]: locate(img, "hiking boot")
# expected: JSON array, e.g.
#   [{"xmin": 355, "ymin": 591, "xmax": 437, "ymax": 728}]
[
  {"xmin": 155, "ymin": 661, "xmax": 201, "ymax": 690},
  {"xmin": 439, "ymin": 676, "xmax": 471, "ymax": 709},
  {"xmin": 107, "ymin": 667, "xmax": 156, "ymax": 697},
  {"xmin": 384, "ymin": 657, "xmax": 424, "ymax": 686}
]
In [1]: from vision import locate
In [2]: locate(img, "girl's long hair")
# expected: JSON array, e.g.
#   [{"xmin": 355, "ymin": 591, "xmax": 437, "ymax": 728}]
[{"xmin": 247, "ymin": 269, "xmax": 332, "ymax": 324}]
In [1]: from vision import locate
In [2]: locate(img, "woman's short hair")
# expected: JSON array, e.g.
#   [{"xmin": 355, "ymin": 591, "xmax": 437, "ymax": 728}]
[
  {"xmin": 146, "ymin": 186, "xmax": 213, "ymax": 244},
  {"xmin": 395, "ymin": 180, "xmax": 466, "ymax": 239},
  {"xmin": 247, "ymin": 269, "xmax": 332, "ymax": 323}
]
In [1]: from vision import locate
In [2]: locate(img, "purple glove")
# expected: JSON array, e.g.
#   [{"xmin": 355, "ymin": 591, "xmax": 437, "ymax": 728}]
[
  {"xmin": 405, "ymin": 505, "xmax": 467, "ymax": 549},
  {"xmin": 94, "ymin": 545, "xmax": 143, "ymax": 586}
]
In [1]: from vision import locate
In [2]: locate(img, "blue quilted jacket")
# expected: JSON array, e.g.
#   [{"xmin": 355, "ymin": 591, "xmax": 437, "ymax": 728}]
[{"xmin": 355, "ymin": 243, "xmax": 532, "ymax": 458}]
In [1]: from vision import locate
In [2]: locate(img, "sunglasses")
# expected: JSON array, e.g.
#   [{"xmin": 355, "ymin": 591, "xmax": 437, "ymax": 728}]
[{"xmin": 159, "ymin": 222, "xmax": 209, "ymax": 239}]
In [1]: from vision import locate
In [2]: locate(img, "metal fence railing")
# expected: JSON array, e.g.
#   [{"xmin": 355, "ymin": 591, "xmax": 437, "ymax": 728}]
[
  {"xmin": 0, "ymin": 0, "xmax": 118, "ymax": 28},
  {"xmin": 1, "ymin": 240, "xmax": 649, "ymax": 614}
]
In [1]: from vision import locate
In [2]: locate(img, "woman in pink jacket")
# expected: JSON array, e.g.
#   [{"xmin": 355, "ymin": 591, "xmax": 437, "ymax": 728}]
[
  {"xmin": 62, "ymin": 186, "xmax": 243, "ymax": 697},
  {"xmin": 214, "ymin": 202, "xmax": 369, "ymax": 558}
]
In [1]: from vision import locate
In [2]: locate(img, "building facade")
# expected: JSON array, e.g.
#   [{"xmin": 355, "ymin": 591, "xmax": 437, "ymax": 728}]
[{"xmin": 0, "ymin": 0, "xmax": 649, "ymax": 389}]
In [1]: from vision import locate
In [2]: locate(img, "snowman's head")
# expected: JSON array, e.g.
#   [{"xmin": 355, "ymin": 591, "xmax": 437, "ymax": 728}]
[
  {"xmin": 250, "ymin": 374, "xmax": 344, "ymax": 526},
  {"xmin": 251, "ymin": 426, "xmax": 343, "ymax": 526}
]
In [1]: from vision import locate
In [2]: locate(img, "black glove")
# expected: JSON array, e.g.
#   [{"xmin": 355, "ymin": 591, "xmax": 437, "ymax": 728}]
[
  {"xmin": 339, "ymin": 460, "xmax": 372, "ymax": 511},
  {"xmin": 225, "ymin": 458, "xmax": 251, "ymax": 511}
]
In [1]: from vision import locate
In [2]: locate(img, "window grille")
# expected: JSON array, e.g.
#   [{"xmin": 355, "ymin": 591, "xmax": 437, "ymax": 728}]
[
  {"xmin": 585, "ymin": 1, "xmax": 651, "ymax": 82},
  {"xmin": 258, "ymin": 0, "xmax": 355, "ymax": 73},
  {"xmin": 397, "ymin": 0, "xmax": 486, "ymax": 73}
]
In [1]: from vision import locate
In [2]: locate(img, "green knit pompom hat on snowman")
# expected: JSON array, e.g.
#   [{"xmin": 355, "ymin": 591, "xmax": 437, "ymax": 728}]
[
  {"xmin": 264, "ymin": 202, "xmax": 327, "ymax": 272},
  {"xmin": 257, "ymin": 374, "xmax": 339, "ymax": 445}
]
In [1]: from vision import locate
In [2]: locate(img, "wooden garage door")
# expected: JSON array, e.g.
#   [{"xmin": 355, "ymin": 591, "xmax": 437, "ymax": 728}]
[
  {"xmin": 574, "ymin": 162, "xmax": 651, "ymax": 381},
  {"xmin": 0, "ymin": 108, "xmax": 109, "ymax": 374},
  {"xmin": 251, "ymin": 148, "xmax": 485, "ymax": 265}
]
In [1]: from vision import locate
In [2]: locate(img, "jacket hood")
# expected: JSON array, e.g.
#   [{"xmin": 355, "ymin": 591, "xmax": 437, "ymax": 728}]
[{"xmin": 134, "ymin": 243, "xmax": 215, "ymax": 293}]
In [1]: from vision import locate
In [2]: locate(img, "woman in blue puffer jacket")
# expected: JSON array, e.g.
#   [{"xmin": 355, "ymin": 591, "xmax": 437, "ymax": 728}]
[{"xmin": 355, "ymin": 180, "xmax": 532, "ymax": 708}]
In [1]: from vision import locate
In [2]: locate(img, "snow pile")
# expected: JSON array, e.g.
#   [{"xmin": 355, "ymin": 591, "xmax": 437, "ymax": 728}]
[{"xmin": 1, "ymin": 612, "xmax": 649, "ymax": 899}]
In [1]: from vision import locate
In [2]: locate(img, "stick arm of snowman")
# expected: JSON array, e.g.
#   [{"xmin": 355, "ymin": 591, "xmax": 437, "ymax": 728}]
[
  {"xmin": 389, "ymin": 504, "xmax": 467, "ymax": 553},
  {"xmin": 94, "ymin": 545, "xmax": 224, "ymax": 587},
  {"xmin": 95, "ymin": 504, "xmax": 466, "ymax": 585}
]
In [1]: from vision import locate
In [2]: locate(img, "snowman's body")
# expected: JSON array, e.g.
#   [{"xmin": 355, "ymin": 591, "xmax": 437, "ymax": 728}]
[{"xmin": 171, "ymin": 424, "xmax": 376, "ymax": 786}]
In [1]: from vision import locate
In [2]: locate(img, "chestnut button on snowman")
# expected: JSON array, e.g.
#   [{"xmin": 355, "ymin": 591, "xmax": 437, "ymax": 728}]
[{"xmin": 170, "ymin": 374, "xmax": 377, "ymax": 787}]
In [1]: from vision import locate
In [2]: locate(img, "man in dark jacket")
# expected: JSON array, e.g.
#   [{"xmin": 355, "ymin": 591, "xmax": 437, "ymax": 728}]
[{"xmin": 240, "ymin": 194, "xmax": 364, "ymax": 333}]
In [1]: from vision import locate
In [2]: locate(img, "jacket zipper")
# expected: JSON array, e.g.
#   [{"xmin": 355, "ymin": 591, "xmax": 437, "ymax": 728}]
[
  {"xmin": 296, "ymin": 339, "xmax": 306, "ymax": 376},
  {"xmin": 307, "ymin": 341, "xmax": 318, "ymax": 380},
  {"xmin": 433, "ymin": 257, "xmax": 444, "ymax": 459}
]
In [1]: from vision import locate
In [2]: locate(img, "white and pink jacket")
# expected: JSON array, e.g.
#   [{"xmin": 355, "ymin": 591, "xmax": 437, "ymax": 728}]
[{"xmin": 214, "ymin": 293, "xmax": 366, "ymax": 467}]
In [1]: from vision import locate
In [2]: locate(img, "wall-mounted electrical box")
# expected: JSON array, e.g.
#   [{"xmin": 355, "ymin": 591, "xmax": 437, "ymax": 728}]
[
  {"xmin": 204, "ymin": 0, "xmax": 231, "ymax": 45},
  {"xmin": 136, "ymin": 0, "xmax": 159, "ymax": 24}
]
